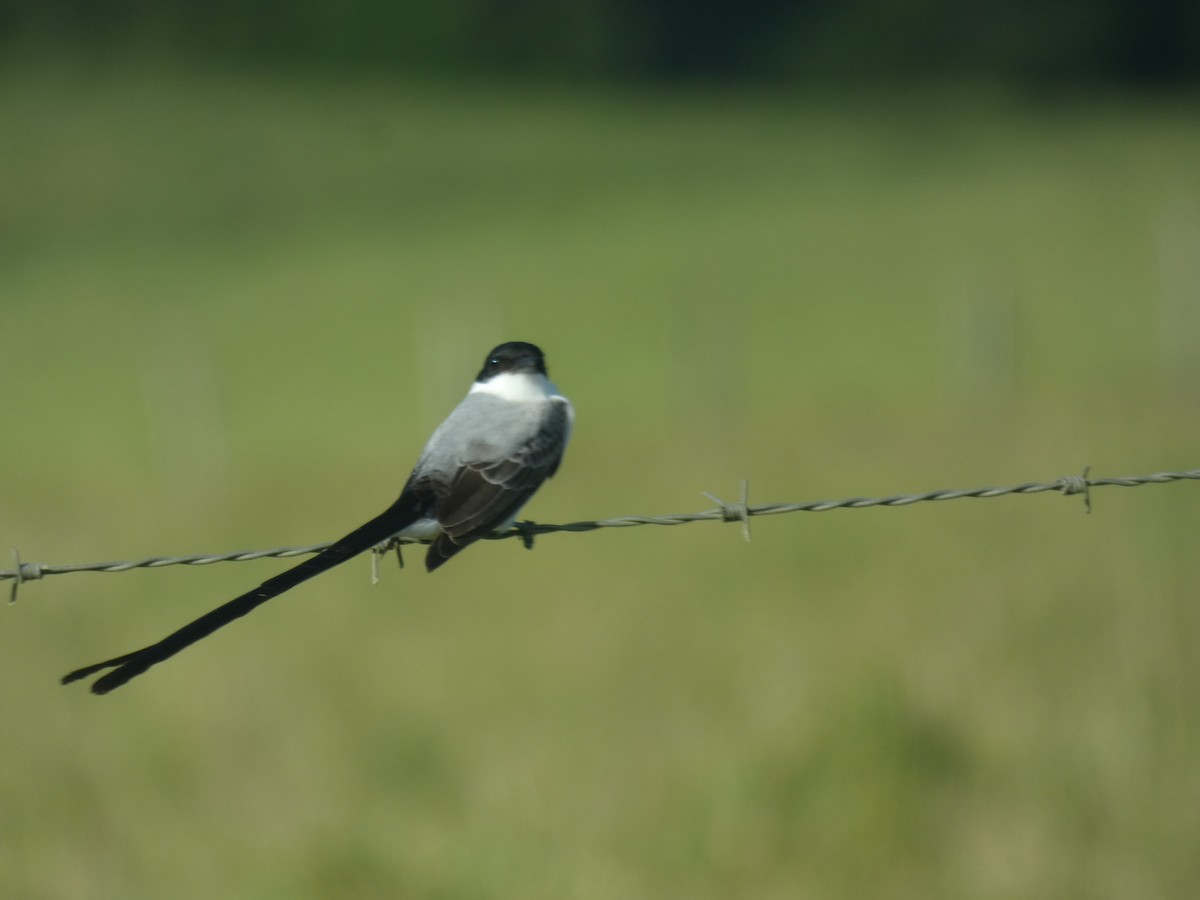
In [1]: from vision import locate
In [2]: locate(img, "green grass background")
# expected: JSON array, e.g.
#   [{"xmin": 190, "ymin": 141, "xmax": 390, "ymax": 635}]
[{"xmin": 3, "ymin": 65, "xmax": 1199, "ymax": 899}]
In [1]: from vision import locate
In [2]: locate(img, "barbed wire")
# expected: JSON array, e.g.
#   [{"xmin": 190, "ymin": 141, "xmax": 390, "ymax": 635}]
[{"xmin": 6, "ymin": 466, "xmax": 1199, "ymax": 603}]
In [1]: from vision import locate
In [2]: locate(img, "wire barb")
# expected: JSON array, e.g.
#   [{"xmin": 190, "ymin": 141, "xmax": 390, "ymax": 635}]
[
  {"xmin": 704, "ymin": 479, "xmax": 752, "ymax": 542},
  {"xmin": 8, "ymin": 548, "xmax": 45, "ymax": 603},
  {"xmin": 4, "ymin": 466, "xmax": 1198, "ymax": 597},
  {"xmin": 369, "ymin": 539, "xmax": 404, "ymax": 585},
  {"xmin": 1054, "ymin": 465, "xmax": 1093, "ymax": 513}
]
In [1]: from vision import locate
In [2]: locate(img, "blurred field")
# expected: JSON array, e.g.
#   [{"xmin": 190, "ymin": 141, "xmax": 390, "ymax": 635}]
[{"xmin": 2, "ymin": 64, "xmax": 1199, "ymax": 899}]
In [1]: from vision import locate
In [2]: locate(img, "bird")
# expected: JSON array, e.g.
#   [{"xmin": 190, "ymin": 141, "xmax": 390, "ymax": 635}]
[{"xmin": 62, "ymin": 341, "xmax": 573, "ymax": 695}]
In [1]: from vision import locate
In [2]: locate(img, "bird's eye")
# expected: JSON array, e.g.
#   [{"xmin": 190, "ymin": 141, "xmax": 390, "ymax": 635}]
[{"xmin": 489, "ymin": 357, "xmax": 499, "ymax": 366}]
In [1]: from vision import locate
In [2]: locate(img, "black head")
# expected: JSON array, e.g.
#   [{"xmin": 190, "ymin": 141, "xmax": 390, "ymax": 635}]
[{"xmin": 476, "ymin": 342, "xmax": 548, "ymax": 382}]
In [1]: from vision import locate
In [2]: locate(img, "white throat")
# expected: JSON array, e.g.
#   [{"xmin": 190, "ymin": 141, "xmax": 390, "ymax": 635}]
[{"xmin": 469, "ymin": 371, "xmax": 560, "ymax": 403}]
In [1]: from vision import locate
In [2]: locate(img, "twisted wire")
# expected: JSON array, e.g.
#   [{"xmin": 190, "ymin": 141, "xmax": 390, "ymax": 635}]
[{"xmin": 6, "ymin": 467, "xmax": 1198, "ymax": 602}]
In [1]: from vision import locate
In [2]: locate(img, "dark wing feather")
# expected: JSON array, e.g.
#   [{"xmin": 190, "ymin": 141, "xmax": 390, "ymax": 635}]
[{"xmin": 424, "ymin": 399, "xmax": 570, "ymax": 570}]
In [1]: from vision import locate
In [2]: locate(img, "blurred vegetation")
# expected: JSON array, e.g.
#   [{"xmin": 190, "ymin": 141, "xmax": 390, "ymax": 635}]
[
  {"xmin": 2, "ymin": 14, "xmax": 1199, "ymax": 900},
  {"xmin": 2, "ymin": 0, "xmax": 1199, "ymax": 85}
]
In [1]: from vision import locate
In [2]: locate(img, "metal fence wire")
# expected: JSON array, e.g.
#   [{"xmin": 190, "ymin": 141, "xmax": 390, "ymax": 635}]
[{"xmin": 6, "ymin": 467, "xmax": 1199, "ymax": 603}]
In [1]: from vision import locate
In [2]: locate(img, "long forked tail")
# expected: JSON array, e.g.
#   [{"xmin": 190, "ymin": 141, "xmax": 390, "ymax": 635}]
[{"xmin": 62, "ymin": 494, "xmax": 422, "ymax": 695}]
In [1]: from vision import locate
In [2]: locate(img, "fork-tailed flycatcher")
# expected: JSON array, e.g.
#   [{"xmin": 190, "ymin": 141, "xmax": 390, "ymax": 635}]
[{"xmin": 62, "ymin": 341, "xmax": 573, "ymax": 695}]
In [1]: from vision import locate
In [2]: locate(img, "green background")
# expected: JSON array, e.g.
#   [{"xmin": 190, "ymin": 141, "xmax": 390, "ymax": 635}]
[{"xmin": 3, "ymin": 39, "xmax": 1199, "ymax": 900}]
